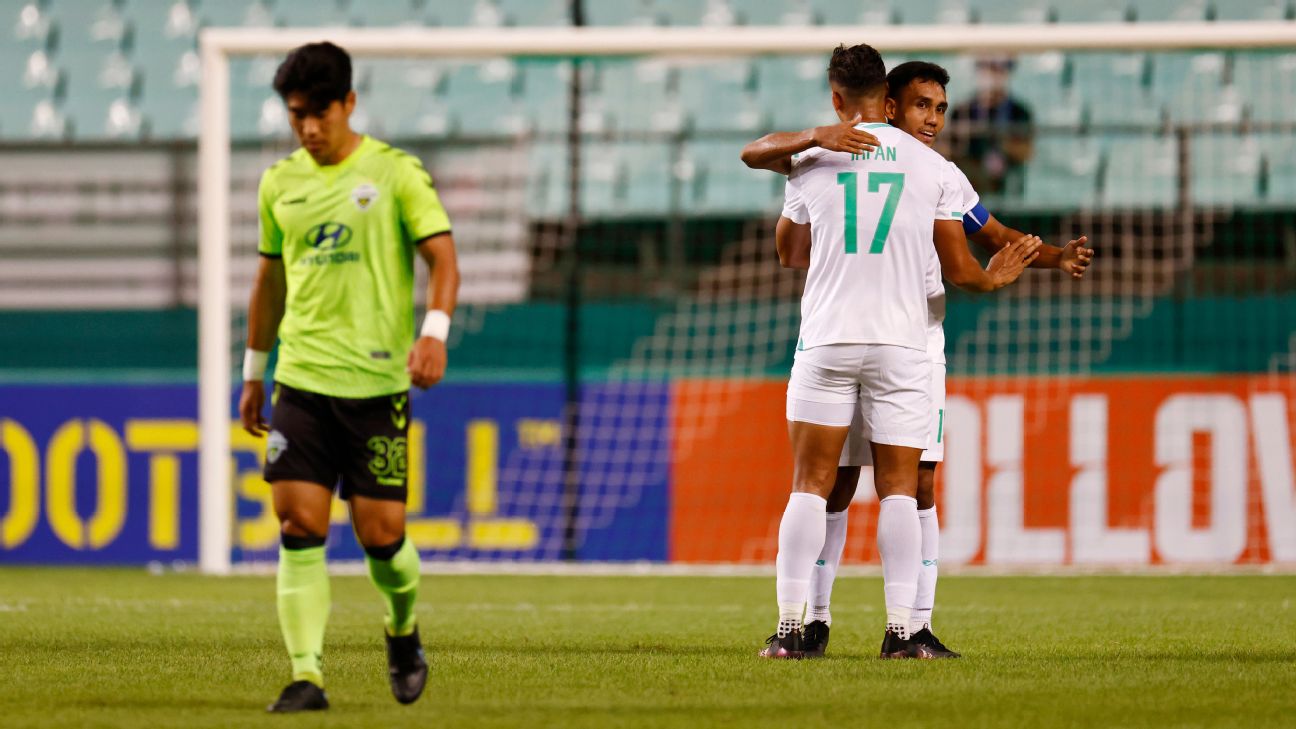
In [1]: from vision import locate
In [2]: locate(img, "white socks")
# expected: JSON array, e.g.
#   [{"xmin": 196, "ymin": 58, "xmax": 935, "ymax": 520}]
[
  {"xmin": 805, "ymin": 510, "xmax": 848, "ymax": 626},
  {"xmin": 877, "ymin": 494, "xmax": 921, "ymax": 639},
  {"xmin": 911, "ymin": 506, "xmax": 939, "ymax": 635},
  {"xmin": 775, "ymin": 492, "xmax": 827, "ymax": 632}
]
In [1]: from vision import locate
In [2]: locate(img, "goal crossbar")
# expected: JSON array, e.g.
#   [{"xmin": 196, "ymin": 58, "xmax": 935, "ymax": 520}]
[{"xmin": 197, "ymin": 21, "xmax": 1296, "ymax": 574}]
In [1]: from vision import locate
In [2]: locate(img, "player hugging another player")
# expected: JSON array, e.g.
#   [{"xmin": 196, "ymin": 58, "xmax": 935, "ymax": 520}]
[
  {"xmin": 238, "ymin": 42, "xmax": 461, "ymax": 710},
  {"xmin": 743, "ymin": 49, "xmax": 1093, "ymax": 659}
]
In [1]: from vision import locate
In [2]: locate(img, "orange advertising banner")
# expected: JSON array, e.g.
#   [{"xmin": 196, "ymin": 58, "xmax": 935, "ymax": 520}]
[{"xmin": 670, "ymin": 375, "xmax": 1296, "ymax": 565}]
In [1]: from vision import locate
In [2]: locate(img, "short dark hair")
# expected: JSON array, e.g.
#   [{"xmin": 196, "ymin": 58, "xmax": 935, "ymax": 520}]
[
  {"xmin": 886, "ymin": 61, "xmax": 950, "ymax": 99},
  {"xmin": 273, "ymin": 42, "xmax": 352, "ymax": 111},
  {"xmin": 827, "ymin": 43, "xmax": 887, "ymax": 97}
]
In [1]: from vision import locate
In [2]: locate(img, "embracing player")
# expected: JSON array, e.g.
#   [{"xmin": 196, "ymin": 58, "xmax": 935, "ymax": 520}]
[
  {"xmin": 238, "ymin": 42, "xmax": 461, "ymax": 711},
  {"xmin": 743, "ymin": 60, "xmax": 1094, "ymax": 658},
  {"xmin": 751, "ymin": 44, "xmax": 1041, "ymax": 660}
]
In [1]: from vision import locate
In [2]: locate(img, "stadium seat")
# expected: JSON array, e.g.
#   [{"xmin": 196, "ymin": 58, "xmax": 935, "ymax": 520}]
[
  {"xmin": 754, "ymin": 55, "xmax": 834, "ymax": 131},
  {"xmin": 1212, "ymin": 0, "xmax": 1290, "ymax": 21},
  {"xmin": 681, "ymin": 140, "xmax": 782, "ymax": 215},
  {"xmin": 892, "ymin": 0, "xmax": 970, "ymax": 25},
  {"xmin": 1010, "ymin": 53, "xmax": 1081, "ymax": 126},
  {"xmin": 654, "ymin": 0, "xmax": 717, "ymax": 26},
  {"xmin": 63, "ymin": 54, "xmax": 143, "ymax": 140},
  {"xmin": 518, "ymin": 60, "xmax": 571, "ymax": 134},
  {"xmin": 1150, "ymin": 52, "xmax": 1239, "ymax": 124},
  {"xmin": 1053, "ymin": 0, "xmax": 1128, "ymax": 23},
  {"xmin": 497, "ymin": 0, "xmax": 569, "ymax": 26},
  {"xmin": 1129, "ymin": 0, "xmax": 1210, "ymax": 21},
  {"xmin": 971, "ymin": 0, "xmax": 1050, "ymax": 23},
  {"xmin": 0, "ymin": 85, "xmax": 59, "ymax": 140},
  {"xmin": 587, "ymin": 59, "xmax": 681, "ymax": 134},
  {"xmin": 443, "ymin": 60, "xmax": 527, "ymax": 137},
  {"xmin": 732, "ymin": 0, "xmax": 815, "ymax": 25},
  {"xmin": 1257, "ymin": 133, "xmax": 1296, "ymax": 205},
  {"xmin": 1232, "ymin": 51, "xmax": 1296, "ymax": 123},
  {"xmin": 197, "ymin": 0, "xmax": 274, "ymax": 28},
  {"xmin": 526, "ymin": 141, "xmax": 569, "ymax": 218},
  {"xmin": 676, "ymin": 61, "xmax": 763, "ymax": 133},
  {"xmin": 141, "ymin": 83, "xmax": 197, "ymax": 139},
  {"xmin": 807, "ymin": 0, "xmax": 890, "ymax": 25},
  {"xmin": 580, "ymin": 141, "xmax": 675, "ymax": 217},
  {"xmin": 274, "ymin": 0, "xmax": 352, "ymax": 28},
  {"xmin": 1099, "ymin": 134, "xmax": 1177, "ymax": 208},
  {"xmin": 1188, "ymin": 132, "xmax": 1262, "ymax": 208},
  {"xmin": 129, "ymin": 0, "xmax": 198, "ymax": 73},
  {"xmin": 351, "ymin": 0, "xmax": 425, "ymax": 27},
  {"xmin": 583, "ymin": 0, "xmax": 655, "ymax": 26},
  {"xmin": 1020, "ymin": 135, "xmax": 1100, "ymax": 209},
  {"xmin": 1070, "ymin": 53, "xmax": 1161, "ymax": 127},
  {"xmin": 427, "ymin": 0, "xmax": 504, "ymax": 27},
  {"xmin": 11, "ymin": 0, "xmax": 53, "ymax": 43}
]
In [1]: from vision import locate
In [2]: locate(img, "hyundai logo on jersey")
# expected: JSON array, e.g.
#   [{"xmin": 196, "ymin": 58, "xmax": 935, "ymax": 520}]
[{"xmin": 306, "ymin": 222, "xmax": 353, "ymax": 250}]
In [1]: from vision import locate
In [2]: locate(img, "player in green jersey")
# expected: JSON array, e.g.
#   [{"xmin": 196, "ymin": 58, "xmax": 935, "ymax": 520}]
[{"xmin": 237, "ymin": 42, "xmax": 461, "ymax": 713}]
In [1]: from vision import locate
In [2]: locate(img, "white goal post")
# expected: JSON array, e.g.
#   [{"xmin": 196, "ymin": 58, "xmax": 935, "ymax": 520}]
[{"xmin": 197, "ymin": 20, "xmax": 1296, "ymax": 575}]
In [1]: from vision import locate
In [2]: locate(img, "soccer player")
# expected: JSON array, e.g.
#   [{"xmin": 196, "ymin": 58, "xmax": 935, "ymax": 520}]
[
  {"xmin": 238, "ymin": 42, "xmax": 460, "ymax": 712},
  {"xmin": 743, "ymin": 60, "xmax": 1094, "ymax": 659},
  {"xmin": 751, "ymin": 44, "xmax": 1041, "ymax": 660}
]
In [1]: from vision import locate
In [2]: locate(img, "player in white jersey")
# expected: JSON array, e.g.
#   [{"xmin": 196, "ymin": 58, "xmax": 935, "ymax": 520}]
[
  {"xmin": 744, "ymin": 61, "xmax": 1094, "ymax": 659},
  {"xmin": 747, "ymin": 44, "xmax": 1042, "ymax": 660}
]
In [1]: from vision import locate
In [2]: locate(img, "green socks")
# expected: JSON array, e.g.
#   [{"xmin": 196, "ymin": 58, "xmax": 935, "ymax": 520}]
[
  {"xmin": 365, "ymin": 536, "xmax": 421, "ymax": 636},
  {"xmin": 277, "ymin": 545, "xmax": 331, "ymax": 687}
]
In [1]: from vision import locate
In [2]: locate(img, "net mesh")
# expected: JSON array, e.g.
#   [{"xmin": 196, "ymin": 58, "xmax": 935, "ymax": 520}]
[{"xmin": 220, "ymin": 45, "xmax": 1296, "ymax": 566}]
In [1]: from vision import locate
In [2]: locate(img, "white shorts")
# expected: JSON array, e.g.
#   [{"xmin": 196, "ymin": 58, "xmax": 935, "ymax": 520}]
[
  {"xmin": 785, "ymin": 343, "xmax": 931, "ymax": 449},
  {"xmin": 840, "ymin": 362, "xmax": 946, "ymax": 466}
]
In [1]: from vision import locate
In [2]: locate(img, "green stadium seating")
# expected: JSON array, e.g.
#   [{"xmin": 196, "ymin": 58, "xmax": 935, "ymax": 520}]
[
  {"xmin": 350, "ymin": 0, "xmax": 425, "ymax": 27},
  {"xmin": 583, "ymin": 0, "xmax": 655, "ymax": 26},
  {"xmin": 1130, "ymin": 0, "xmax": 1209, "ymax": 21},
  {"xmin": 677, "ymin": 61, "xmax": 763, "ymax": 133},
  {"xmin": 518, "ymin": 60, "xmax": 571, "ymax": 134},
  {"xmin": 1020, "ymin": 135, "xmax": 1100, "ymax": 209},
  {"xmin": 731, "ymin": 0, "xmax": 813, "ymax": 25},
  {"xmin": 1010, "ymin": 53, "xmax": 1082, "ymax": 126},
  {"xmin": 275, "ymin": 0, "xmax": 352, "ymax": 28},
  {"xmin": 497, "ymin": 0, "xmax": 568, "ymax": 26},
  {"xmin": 580, "ymin": 140, "xmax": 675, "ymax": 217},
  {"xmin": 1151, "ymin": 52, "xmax": 1238, "ymax": 123},
  {"xmin": 681, "ymin": 139, "xmax": 782, "ymax": 215},
  {"xmin": 807, "ymin": 0, "xmax": 891, "ymax": 25},
  {"xmin": 971, "ymin": 0, "xmax": 1050, "ymax": 23},
  {"xmin": 1100, "ymin": 134, "xmax": 1177, "ymax": 208},
  {"xmin": 655, "ymin": 0, "xmax": 712, "ymax": 26},
  {"xmin": 1232, "ymin": 51, "xmax": 1296, "ymax": 124},
  {"xmin": 1256, "ymin": 133, "xmax": 1296, "ymax": 205},
  {"xmin": 526, "ymin": 141, "xmax": 568, "ymax": 218},
  {"xmin": 1070, "ymin": 53, "xmax": 1162, "ymax": 126},
  {"xmin": 197, "ymin": 0, "xmax": 273, "ymax": 28},
  {"xmin": 1189, "ymin": 132, "xmax": 1262, "ymax": 207},
  {"xmin": 1211, "ymin": 0, "xmax": 1290, "ymax": 21},
  {"xmin": 442, "ymin": 60, "xmax": 525, "ymax": 137},
  {"xmin": 586, "ymin": 59, "xmax": 681, "ymax": 134},
  {"xmin": 1053, "ymin": 0, "xmax": 1128, "ymax": 23},
  {"xmin": 893, "ymin": 0, "xmax": 970, "ymax": 24},
  {"xmin": 754, "ymin": 55, "xmax": 834, "ymax": 131}
]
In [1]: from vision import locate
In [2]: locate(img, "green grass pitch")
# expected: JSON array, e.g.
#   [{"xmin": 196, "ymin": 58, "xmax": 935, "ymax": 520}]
[{"xmin": 1, "ymin": 568, "xmax": 1292, "ymax": 728}]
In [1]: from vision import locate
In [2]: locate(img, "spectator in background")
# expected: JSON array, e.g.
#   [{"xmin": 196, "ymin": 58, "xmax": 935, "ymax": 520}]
[{"xmin": 948, "ymin": 56, "xmax": 1033, "ymax": 198}]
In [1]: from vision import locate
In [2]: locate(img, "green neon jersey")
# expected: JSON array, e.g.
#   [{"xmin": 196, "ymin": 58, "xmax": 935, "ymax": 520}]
[{"xmin": 257, "ymin": 135, "xmax": 451, "ymax": 398}]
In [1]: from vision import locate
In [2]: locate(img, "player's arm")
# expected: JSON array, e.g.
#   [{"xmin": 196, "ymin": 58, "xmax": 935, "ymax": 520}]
[
  {"xmin": 409, "ymin": 233, "xmax": 460, "ymax": 389},
  {"xmin": 239, "ymin": 175, "xmax": 287, "ymax": 436},
  {"xmin": 969, "ymin": 213, "xmax": 1093, "ymax": 279},
  {"xmin": 775, "ymin": 216, "xmax": 811, "ymax": 269},
  {"xmin": 740, "ymin": 116, "xmax": 880, "ymax": 174},
  {"xmin": 935, "ymin": 219, "xmax": 1041, "ymax": 293}
]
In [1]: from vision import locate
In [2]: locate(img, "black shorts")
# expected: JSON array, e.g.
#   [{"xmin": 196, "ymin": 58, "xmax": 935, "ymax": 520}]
[{"xmin": 264, "ymin": 382, "xmax": 410, "ymax": 502}]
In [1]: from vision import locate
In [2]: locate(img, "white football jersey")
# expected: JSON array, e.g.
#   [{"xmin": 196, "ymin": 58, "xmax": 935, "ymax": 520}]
[
  {"xmin": 782, "ymin": 123, "xmax": 964, "ymax": 352},
  {"xmin": 924, "ymin": 160, "xmax": 981, "ymax": 364}
]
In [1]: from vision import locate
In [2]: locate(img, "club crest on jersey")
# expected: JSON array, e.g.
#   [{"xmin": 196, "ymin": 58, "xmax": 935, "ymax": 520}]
[{"xmin": 352, "ymin": 182, "xmax": 379, "ymax": 211}]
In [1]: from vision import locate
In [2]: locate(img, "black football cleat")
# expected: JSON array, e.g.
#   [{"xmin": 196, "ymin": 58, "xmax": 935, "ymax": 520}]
[
  {"xmin": 911, "ymin": 627, "xmax": 961, "ymax": 658},
  {"xmin": 880, "ymin": 628, "xmax": 935, "ymax": 659},
  {"xmin": 802, "ymin": 620, "xmax": 830, "ymax": 659},
  {"xmin": 758, "ymin": 629, "xmax": 804, "ymax": 659},
  {"xmin": 385, "ymin": 628, "xmax": 429, "ymax": 704},
  {"xmin": 267, "ymin": 680, "xmax": 329, "ymax": 713}
]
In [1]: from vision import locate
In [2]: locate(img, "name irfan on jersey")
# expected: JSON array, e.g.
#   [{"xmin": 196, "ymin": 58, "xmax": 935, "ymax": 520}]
[{"xmin": 851, "ymin": 146, "xmax": 897, "ymax": 161}]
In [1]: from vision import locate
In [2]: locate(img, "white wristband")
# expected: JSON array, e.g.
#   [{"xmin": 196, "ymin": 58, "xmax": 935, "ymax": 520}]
[
  {"xmin": 243, "ymin": 349, "xmax": 269, "ymax": 381},
  {"xmin": 420, "ymin": 310, "xmax": 451, "ymax": 342}
]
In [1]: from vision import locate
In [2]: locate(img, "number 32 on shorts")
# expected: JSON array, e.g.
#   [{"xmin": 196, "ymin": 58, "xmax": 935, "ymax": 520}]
[{"xmin": 836, "ymin": 171, "xmax": 904, "ymax": 255}]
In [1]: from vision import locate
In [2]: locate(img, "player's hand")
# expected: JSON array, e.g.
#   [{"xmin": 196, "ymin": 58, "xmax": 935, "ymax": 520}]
[
  {"xmin": 1059, "ymin": 235, "xmax": 1094, "ymax": 280},
  {"xmin": 811, "ymin": 115, "xmax": 880, "ymax": 155},
  {"xmin": 239, "ymin": 380, "xmax": 268, "ymax": 437},
  {"xmin": 408, "ymin": 336, "xmax": 447, "ymax": 389},
  {"xmin": 986, "ymin": 233, "xmax": 1042, "ymax": 289}
]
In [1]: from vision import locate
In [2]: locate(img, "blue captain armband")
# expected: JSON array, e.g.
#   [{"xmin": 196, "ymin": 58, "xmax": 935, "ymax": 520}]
[{"xmin": 962, "ymin": 201, "xmax": 989, "ymax": 235}]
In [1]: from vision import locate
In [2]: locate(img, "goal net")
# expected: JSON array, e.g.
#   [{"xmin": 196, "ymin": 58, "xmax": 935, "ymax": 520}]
[{"xmin": 201, "ymin": 23, "xmax": 1296, "ymax": 574}]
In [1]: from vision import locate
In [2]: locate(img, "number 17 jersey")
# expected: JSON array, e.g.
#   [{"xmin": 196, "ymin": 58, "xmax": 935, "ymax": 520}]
[{"xmin": 782, "ymin": 123, "xmax": 963, "ymax": 352}]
